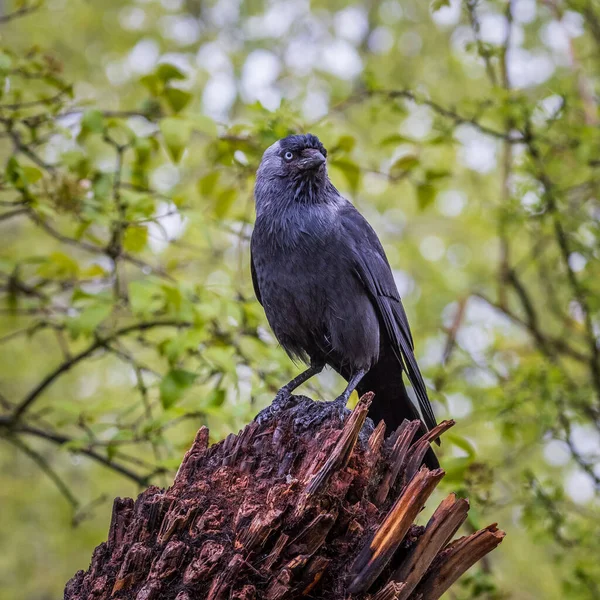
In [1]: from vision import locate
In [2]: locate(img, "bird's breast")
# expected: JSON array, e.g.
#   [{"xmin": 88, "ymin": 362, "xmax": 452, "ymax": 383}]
[
  {"xmin": 253, "ymin": 214, "xmax": 339, "ymax": 312},
  {"xmin": 251, "ymin": 207, "xmax": 380, "ymax": 369}
]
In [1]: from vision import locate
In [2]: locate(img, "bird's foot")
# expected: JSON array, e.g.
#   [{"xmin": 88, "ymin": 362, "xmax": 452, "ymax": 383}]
[
  {"xmin": 333, "ymin": 393, "xmax": 349, "ymax": 409},
  {"xmin": 330, "ymin": 393, "xmax": 351, "ymax": 421},
  {"xmin": 274, "ymin": 387, "xmax": 292, "ymax": 404},
  {"xmin": 303, "ymin": 394, "xmax": 350, "ymax": 429},
  {"xmin": 255, "ymin": 387, "xmax": 296, "ymax": 424}
]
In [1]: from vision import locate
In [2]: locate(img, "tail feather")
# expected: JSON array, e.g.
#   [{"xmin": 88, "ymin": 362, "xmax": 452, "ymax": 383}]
[{"xmin": 356, "ymin": 356, "xmax": 439, "ymax": 470}]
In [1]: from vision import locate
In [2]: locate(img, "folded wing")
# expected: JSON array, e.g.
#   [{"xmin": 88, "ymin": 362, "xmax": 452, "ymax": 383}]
[{"xmin": 339, "ymin": 204, "xmax": 437, "ymax": 433}]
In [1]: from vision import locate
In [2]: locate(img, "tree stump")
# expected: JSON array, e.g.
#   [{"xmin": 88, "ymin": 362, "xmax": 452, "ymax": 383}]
[{"xmin": 64, "ymin": 393, "xmax": 504, "ymax": 600}]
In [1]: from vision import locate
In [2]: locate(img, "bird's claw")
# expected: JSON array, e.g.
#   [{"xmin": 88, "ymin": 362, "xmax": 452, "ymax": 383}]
[
  {"xmin": 255, "ymin": 388, "xmax": 295, "ymax": 424},
  {"xmin": 274, "ymin": 387, "xmax": 292, "ymax": 404},
  {"xmin": 333, "ymin": 395, "xmax": 351, "ymax": 422},
  {"xmin": 333, "ymin": 394, "xmax": 349, "ymax": 408},
  {"xmin": 308, "ymin": 394, "xmax": 349, "ymax": 427}
]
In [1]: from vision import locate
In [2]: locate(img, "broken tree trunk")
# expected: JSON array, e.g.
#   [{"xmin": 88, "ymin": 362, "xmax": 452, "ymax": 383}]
[{"xmin": 65, "ymin": 393, "xmax": 504, "ymax": 600}]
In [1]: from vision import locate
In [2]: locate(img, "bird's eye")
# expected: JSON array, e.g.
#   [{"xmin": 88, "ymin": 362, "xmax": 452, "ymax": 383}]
[{"xmin": 284, "ymin": 151, "xmax": 294, "ymax": 162}]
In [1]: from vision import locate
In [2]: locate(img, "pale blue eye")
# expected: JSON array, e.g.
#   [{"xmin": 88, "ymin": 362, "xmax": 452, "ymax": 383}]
[{"xmin": 284, "ymin": 151, "xmax": 294, "ymax": 161}]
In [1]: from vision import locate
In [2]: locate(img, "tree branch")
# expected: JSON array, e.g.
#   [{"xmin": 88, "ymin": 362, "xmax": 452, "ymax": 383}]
[
  {"xmin": 474, "ymin": 292, "xmax": 588, "ymax": 363},
  {"xmin": 1, "ymin": 420, "xmax": 151, "ymax": 486},
  {"xmin": 0, "ymin": 207, "xmax": 28, "ymax": 222},
  {"xmin": 329, "ymin": 88, "xmax": 521, "ymax": 142},
  {"xmin": 0, "ymin": 3, "xmax": 40, "ymax": 24},
  {"xmin": 9, "ymin": 320, "xmax": 192, "ymax": 421},
  {"xmin": 466, "ymin": 0, "xmax": 498, "ymax": 86},
  {"xmin": 524, "ymin": 122, "xmax": 600, "ymax": 404},
  {"xmin": 4, "ymin": 434, "xmax": 79, "ymax": 508}
]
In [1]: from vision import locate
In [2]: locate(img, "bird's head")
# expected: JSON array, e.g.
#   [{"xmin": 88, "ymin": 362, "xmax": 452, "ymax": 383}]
[
  {"xmin": 255, "ymin": 133, "xmax": 333, "ymax": 214},
  {"xmin": 259, "ymin": 133, "xmax": 327, "ymax": 178}
]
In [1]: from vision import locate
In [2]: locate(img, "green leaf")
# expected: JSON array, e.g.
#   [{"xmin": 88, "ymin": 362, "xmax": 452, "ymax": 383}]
[
  {"xmin": 416, "ymin": 182, "xmax": 436, "ymax": 210},
  {"xmin": 123, "ymin": 225, "xmax": 148, "ymax": 253},
  {"xmin": 330, "ymin": 159, "xmax": 360, "ymax": 193},
  {"xmin": 67, "ymin": 301, "xmax": 112, "ymax": 339},
  {"xmin": 5, "ymin": 156, "xmax": 26, "ymax": 189},
  {"xmin": 390, "ymin": 155, "xmax": 420, "ymax": 177},
  {"xmin": 446, "ymin": 433, "xmax": 477, "ymax": 459},
  {"xmin": 215, "ymin": 188, "xmax": 236, "ymax": 218},
  {"xmin": 155, "ymin": 63, "xmax": 187, "ymax": 82},
  {"xmin": 37, "ymin": 252, "xmax": 79, "ymax": 280},
  {"xmin": 140, "ymin": 73, "xmax": 161, "ymax": 95},
  {"xmin": 160, "ymin": 369, "xmax": 196, "ymax": 409},
  {"xmin": 125, "ymin": 195, "xmax": 155, "ymax": 220},
  {"xmin": 81, "ymin": 109, "xmax": 104, "ymax": 135},
  {"xmin": 425, "ymin": 169, "xmax": 451, "ymax": 181},
  {"xmin": 335, "ymin": 135, "xmax": 356, "ymax": 153},
  {"xmin": 106, "ymin": 121, "xmax": 134, "ymax": 146},
  {"xmin": 188, "ymin": 114, "xmax": 217, "ymax": 137},
  {"xmin": 197, "ymin": 171, "xmax": 221, "ymax": 196},
  {"xmin": 431, "ymin": 0, "xmax": 451, "ymax": 11},
  {"xmin": 159, "ymin": 327, "xmax": 205, "ymax": 364},
  {"xmin": 427, "ymin": 133, "xmax": 451, "ymax": 145},
  {"xmin": 22, "ymin": 166, "xmax": 43, "ymax": 184},
  {"xmin": 204, "ymin": 346, "xmax": 236, "ymax": 374},
  {"xmin": 92, "ymin": 173, "xmax": 112, "ymax": 203},
  {"xmin": 81, "ymin": 263, "xmax": 107, "ymax": 278},
  {"xmin": 62, "ymin": 151, "xmax": 92, "ymax": 178},
  {"xmin": 106, "ymin": 442, "xmax": 117, "ymax": 461},
  {"xmin": 442, "ymin": 457, "xmax": 471, "ymax": 483},
  {"xmin": 129, "ymin": 280, "xmax": 160, "ymax": 316},
  {"xmin": 159, "ymin": 117, "xmax": 191, "ymax": 163},
  {"xmin": 205, "ymin": 388, "xmax": 225, "ymax": 408},
  {"xmin": 161, "ymin": 283, "xmax": 183, "ymax": 313},
  {"xmin": 172, "ymin": 193, "xmax": 187, "ymax": 207},
  {"xmin": 60, "ymin": 438, "xmax": 87, "ymax": 452},
  {"xmin": 164, "ymin": 87, "xmax": 193, "ymax": 114},
  {"xmin": 0, "ymin": 51, "xmax": 13, "ymax": 70},
  {"xmin": 380, "ymin": 134, "xmax": 415, "ymax": 146},
  {"xmin": 134, "ymin": 137, "xmax": 157, "ymax": 165}
]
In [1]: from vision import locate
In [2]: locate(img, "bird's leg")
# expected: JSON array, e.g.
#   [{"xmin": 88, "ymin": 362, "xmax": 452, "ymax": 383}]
[
  {"xmin": 275, "ymin": 360, "xmax": 325, "ymax": 401},
  {"xmin": 303, "ymin": 369, "xmax": 367, "ymax": 428},
  {"xmin": 255, "ymin": 361, "xmax": 326, "ymax": 425},
  {"xmin": 333, "ymin": 369, "xmax": 366, "ymax": 408}
]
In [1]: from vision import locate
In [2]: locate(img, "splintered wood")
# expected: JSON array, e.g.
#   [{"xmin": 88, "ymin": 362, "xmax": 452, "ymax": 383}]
[{"xmin": 65, "ymin": 394, "xmax": 504, "ymax": 600}]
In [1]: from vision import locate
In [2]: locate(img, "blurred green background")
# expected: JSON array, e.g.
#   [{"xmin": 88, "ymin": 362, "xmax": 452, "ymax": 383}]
[{"xmin": 1, "ymin": 0, "xmax": 600, "ymax": 598}]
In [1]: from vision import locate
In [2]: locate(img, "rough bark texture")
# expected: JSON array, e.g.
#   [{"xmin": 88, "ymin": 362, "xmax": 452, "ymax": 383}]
[{"xmin": 65, "ymin": 393, "xmax": 504, "ymax": 600}]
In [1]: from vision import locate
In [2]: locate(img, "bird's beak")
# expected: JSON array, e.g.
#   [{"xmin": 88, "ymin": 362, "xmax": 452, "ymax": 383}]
[{"xmin": 299, "ymin": 148, "xmax": 326, "ymax": 171}]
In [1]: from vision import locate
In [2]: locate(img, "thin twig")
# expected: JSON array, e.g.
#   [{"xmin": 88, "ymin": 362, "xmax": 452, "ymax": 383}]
[
  {"xmin": 0, "ymin": 322, "xmax": 46, "ymax": 345},
  {"xmin": 0, "ymin": 207, "xmax": 28, "ymax": 222},
  {"xmin": 497, "ymin": 0, "xmax": 514, "ymax": 308},
  {"xmin": 475, "ymin": 292, "xmax": 587, "ymax": 363},
  {"xmin": 0, "ymin": 3, "xmax": 40, "ymax": 23},
  {"xmin": 328, "ymin": 89, "xmax": 521, "ymax": 142},
  {"xmin": 5, "ymin": 435, "xmax": 79, "ymax": 508},
  {"xmin": 524, "ymin": 122, "xmax": 600, "ymax": 404},
  {"xmin": 0, "ymin": 87, "xmax": 72, "ymax": 111},
  {"xmin": 466, "ymin": 0, "xmax": 498, "ymax": 86},
  {"xmin": 27, "ymin": 210, "xmax": 174, "ymax": 280},
  {"xmin": 11, "ymin": 319, "xmax": 193, "ymax": 420},
  {"xmin": 0, "ymin": 419, "xmax": 151, "ymax": 486}
]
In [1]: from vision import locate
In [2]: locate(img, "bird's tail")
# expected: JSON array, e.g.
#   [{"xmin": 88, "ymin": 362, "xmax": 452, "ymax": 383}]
[{"xmin": 356, "ymin": 356, "xmax": 439, "ymax": 469}]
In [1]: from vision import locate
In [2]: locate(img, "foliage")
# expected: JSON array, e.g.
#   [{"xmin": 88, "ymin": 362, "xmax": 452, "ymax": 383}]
[{"xmin": 0, "ymin": 0, "xmax": 600, "ymax": 598}]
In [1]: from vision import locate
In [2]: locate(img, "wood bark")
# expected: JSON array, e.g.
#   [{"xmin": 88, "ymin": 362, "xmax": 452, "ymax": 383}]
[{"xmin": 65, "ymin": 393, "xmax": 504, "ymax": 600}]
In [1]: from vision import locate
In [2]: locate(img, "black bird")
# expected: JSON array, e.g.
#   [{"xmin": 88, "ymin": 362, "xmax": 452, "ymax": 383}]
[{"xmin": 251, "ymin": 133, "xmax": 439, "ymax": 467}]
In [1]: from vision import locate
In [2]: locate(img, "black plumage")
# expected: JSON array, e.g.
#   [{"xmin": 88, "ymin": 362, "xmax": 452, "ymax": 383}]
[{"xmin": 251, "ymin": 133, "xmax": 438, "ymax": 467}]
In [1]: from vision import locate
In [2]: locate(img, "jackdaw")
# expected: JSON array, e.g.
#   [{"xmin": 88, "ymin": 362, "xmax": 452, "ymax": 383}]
[{"xmin": 251, "ymin": 133, "xmax": 439, "ymax": 467}]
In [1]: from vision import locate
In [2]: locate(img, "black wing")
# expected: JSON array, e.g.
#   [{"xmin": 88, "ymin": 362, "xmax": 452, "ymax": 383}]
[
  {"xmin": 340, "ymin": 204, "xmax": 437, "ymax": 432},
  {"xmin": 250, "ymin": 250, "xmax": 262, "ymax": 305}
]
